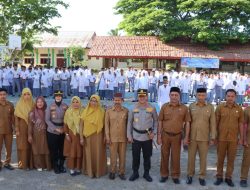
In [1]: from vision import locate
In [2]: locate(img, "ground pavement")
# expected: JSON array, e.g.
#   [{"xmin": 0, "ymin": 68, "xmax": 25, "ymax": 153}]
[{"xmin": 0, "ymin": 93, "xmax": 248, "ymax": 190}]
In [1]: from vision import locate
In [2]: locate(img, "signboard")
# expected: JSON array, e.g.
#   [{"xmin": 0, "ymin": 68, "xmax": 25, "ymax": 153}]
[
  {"xmin": 181, "ymin": 57, "xmax": 219, "ymax": 68},
  {"xmin": 9, "ymin": 34, "xmax": 22, "ymax": 50}
]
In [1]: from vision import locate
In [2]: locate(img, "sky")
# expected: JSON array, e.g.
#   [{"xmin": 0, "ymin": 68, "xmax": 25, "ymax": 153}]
[{"xmin": 50, "ymin": 0, "xmax": 123, "ymax": 36}]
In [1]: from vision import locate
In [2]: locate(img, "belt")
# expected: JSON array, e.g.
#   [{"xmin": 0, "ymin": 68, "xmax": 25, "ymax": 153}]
[
  {"xmin": 133, "ymin": 127, "xmax": 152, "ymax": 134},
  {"xmin": 52, "ymin": 122, "xmax": 64, "ymax": 126},
  {"xmin": 164, "ymin": 131, "xmax": 182, "ymax": 136}
]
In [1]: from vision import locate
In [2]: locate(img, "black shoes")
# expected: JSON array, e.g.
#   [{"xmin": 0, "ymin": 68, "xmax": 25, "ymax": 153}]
[
  {"xmin": 109, "ymin": 173, "xmax": 115, "ymax": 180},
  {"xmin": 143, "ymin": 172, "xmax": 153, "ymax": 182},
  {"xmin": 240, "ymin": 180, "xmax": 248, "ymax": 187},
  {"xmin": 225, "ymin": 178, "xmax": 235, "ymax": 187},
  {"xmin": 4, "ymin": 164, "xmax": 14, "ymax": 170},
  {"xmin": 159, "ymin": 176, "xmax": 168, "ymax": 183},
  {"xmin": 129, "ymin": 172, "xmax": 139, "ymax": 181},
  {"xmin": 173, "ymin": 178, "xmax": 180, "ymax": 184},
  {"xmin": 119, "ymin": 174, "xmax": 126, "ymax": 180},
  {"xmin": 186, "ymin": 176, "xmax": 192, "ymax": 184},
  {"xmin": 214, "ymin": 178, "xmax": 223, "ymax": 185},
  {"xmin": 199, "ymin": 178, "xmax": 206, "ymax": 186}
]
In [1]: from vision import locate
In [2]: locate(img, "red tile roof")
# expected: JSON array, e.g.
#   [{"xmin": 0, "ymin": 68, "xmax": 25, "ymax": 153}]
[{"xmin": 88, "ymin": 36, "xmax": 250, "ymax": 62}]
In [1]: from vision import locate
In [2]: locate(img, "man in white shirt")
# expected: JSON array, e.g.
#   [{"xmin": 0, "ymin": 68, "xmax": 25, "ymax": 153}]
[
  {"xmin": 126, "ymin": 66, "xmax": 135, "ymax": 92},
  {"xmin": 215, "ymin": 74, "xmax": 224, "ymax": 104},
  {"xmin": 53, "ymin": 67, "xmax": 61, "ymax": 92},
  {"xmin": 117, "ymin": 69, "xmax": 126, "ymax": 98},
  {"xmin": 206, "ymin": 75, "xmax": 216, "ymax": 103},
  {"xmin": 12, "ymin": 64, "xmax": 21, "ymax": 96},
  {"xmin": 60, "ymin": 67, "xmax": 69, "ymax": 98},
  {"xmin": 149, "ymin": 71, "xmax": 158, "ymax": 102},
  {"xmin": 158, "ymin": 76, "xmax": 171, "ymax": 108},
  {"xmin": 20, "ymin": 66, "xmax": 28, "ymax": 91},
  {"xmin": 180, "ymin": 75, "xmax": 191, "ymax": 104}
]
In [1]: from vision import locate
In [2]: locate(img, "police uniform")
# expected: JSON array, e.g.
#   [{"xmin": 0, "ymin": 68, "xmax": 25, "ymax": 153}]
[
  {"xmin": 127, "ymin": 89, "xmax": 158, "ymax": 182},
  {"xmin": 45, "ymin": 90, "xmax": 68, "ymax": 174}
]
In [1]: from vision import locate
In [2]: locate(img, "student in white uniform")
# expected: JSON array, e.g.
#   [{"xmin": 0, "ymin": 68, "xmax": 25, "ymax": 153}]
[
  {"xmin": 180, "ymin": 75, "xmax": 190, "ymax": 104},
  {"xmin": 78, "ymin": 71, "xmax": 86, "ymax": 99},
  {"xmin": 98, "ymin": 70, "xmax": 106, "ymax": 100},
  {"xmin": 70, "ymin": 71, "xmax": 79, "ymax": 97},
  {"xmin": 41, "ymin": 71, "xmax": 49, "ymax": 97},
  {"xmin": 158, "ymin": 76, "xmax": 171, "ymax": 108},
  {"xmin": 32, "ymin": 71, "xmax": 40, "ymax": 97}
]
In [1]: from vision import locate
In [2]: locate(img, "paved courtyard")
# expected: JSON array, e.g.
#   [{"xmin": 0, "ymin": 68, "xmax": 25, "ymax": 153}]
[{"xmin": 0, "ymin": 95, "xmax": 248, "ymax": 190}]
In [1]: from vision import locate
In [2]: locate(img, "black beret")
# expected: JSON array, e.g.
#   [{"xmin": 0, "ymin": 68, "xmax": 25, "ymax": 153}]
[
  {"xmin": 196, "ymin": 88, "xmax": 207, "ymax": 93},
  {"xmin": 170, "ymin": 87, "xmax": 181, "ymax": 94}
]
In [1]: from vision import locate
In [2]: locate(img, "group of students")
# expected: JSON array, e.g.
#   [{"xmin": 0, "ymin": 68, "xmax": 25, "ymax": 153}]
[{"xmin": 0, "ymin": 85, "xmax": 250, "ymax": 188}]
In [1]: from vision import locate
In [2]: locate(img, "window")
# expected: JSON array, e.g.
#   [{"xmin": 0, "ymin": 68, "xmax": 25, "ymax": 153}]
[
  {"xmin": 40, "ymin": 58, "xmax": 50, "ymax": 64},
  {"xmin": 24, "ymin": 58, "xmax": 34, "ymax": 64}
]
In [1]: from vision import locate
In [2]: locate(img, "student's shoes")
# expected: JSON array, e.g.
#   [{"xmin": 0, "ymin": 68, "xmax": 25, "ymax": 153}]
[
  {"xmin": 159, "ymin": 176, "xmax": 168, "ymax": 183},
  {"xmin": 199, "ymin": 178, "xmax": 206, "ymax": 186},
  {"xmin": 225, "ymin": 178, "xmax": 234, "ymax": 187},
  {"xmin": 186, "ymin": 176, "xmax": 192, "ymax": 184},
  {"xmin": 37, "ymin": 168, "xmax": 43, "ymax": 172}
]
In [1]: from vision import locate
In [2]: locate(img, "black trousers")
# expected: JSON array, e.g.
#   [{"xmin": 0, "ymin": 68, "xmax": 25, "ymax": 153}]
[
  {"xmin": 47, "ymin": 132, "xmax": 65, "ymax": 168},
  {"xmin": 132, "ymin": 139, "xmax": 152, "ymax": 173}
]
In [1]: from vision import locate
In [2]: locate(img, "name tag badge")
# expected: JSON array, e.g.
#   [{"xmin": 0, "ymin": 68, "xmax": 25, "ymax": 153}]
[{"xmin": 134, "ymin": 118, "xmax": 139, "ymax": 122}]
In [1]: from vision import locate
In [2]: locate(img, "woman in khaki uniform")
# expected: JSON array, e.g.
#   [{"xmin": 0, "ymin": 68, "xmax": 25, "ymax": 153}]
[
  {"xmin": 63, "ymin": 96, "xmax": 83, "ymax": 176},
  {"xmin": 80, "ymin": 95, "xmax": 107, "ymax": 178},
  {"xmin": 28, "ymin": 96, "xmax": 51, "ymax": 171},
  {"xmin": 15, "ymin": 88, "xmax": 34, "ymax": 170}
]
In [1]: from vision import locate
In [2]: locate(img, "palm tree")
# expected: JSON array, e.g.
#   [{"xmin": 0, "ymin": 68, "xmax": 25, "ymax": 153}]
[{"xmin": 108, "ymin": 28, "xmax": 121, "ymax": 36}]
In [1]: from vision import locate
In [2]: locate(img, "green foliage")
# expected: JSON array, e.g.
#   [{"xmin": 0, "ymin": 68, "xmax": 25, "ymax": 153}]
[
  {"xmin": 69, "ymin": 46, "xmax": 85, "ymax": 65},
  {"xmin": 0, "ymin": 0, "xmax": 68, "ymax": 61},
  {"xmin": 115, "ymin": 0, "xmax": 250, "ymax": 48},
  {"xmin": 108, "ymin": 28, "xmax": 121, "ymax": 36}
]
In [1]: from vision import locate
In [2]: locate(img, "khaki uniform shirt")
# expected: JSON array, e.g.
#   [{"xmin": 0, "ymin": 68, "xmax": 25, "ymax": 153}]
[
  {"xmin": 158, "ymin": 103, "xmax": 191, "ymax": 134},
  {"xmin": 127, "ymin": 103, "xmax": 158, "ymax": 141},
  {"xmin": 189, "ymin": 102, "xmax": 216, "ymax": 141},
  {"xmin": 105, "ymin": 106, "xmax": 128, "ymax": 142},
  {"xmin": 244, "ymin": 107, "xmax": 250, "ymax": 144},
  {"xmin": 0, "ymin": 101, "xmax": 15, "ymax": 134},
  {"xmin": 215, "ymin": 102, "xmax": 244, "ymax": 142}
]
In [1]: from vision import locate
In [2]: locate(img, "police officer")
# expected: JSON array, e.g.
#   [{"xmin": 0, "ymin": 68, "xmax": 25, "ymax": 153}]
[
  {"xmin": 45, "ymin": 90, "xmax": 68, "ymax": 174},
  {"xmin": 185, "ymin": 88, "xmax": 216, "ymax": 186},
  {"xmin": 127, "ymin": 89, "xmax": 158, "ymax": 182}
]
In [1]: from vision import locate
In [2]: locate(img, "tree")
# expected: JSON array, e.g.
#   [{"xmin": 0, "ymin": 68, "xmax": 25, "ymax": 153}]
[
  {"xmin": 108, "ymin": 28, "xmax": 121, "ymax": 36},
  {"xmin": 0, "ymin": 0, "xmax": 68, "ymax": 62},
  {"xmin": 69, "ymin": 46, "xmax": 85, "ymax": 65},
  {"xmin": 115, "ymin": 0, "xmax": 250, "ymax": 49}
]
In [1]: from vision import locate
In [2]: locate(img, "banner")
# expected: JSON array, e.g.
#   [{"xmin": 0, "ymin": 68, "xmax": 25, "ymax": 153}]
[{"xmin": 181, "ymin": 57, "xmax": 219, "ymax": 68}]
